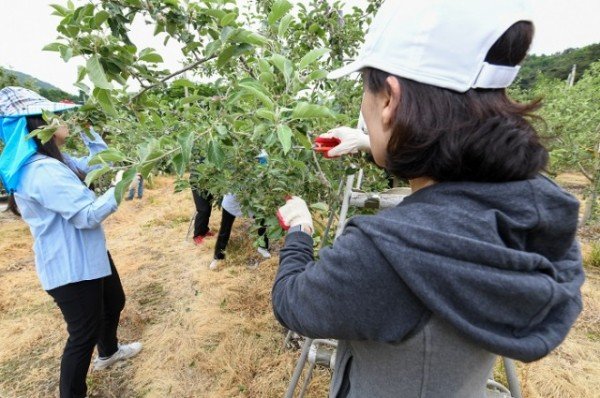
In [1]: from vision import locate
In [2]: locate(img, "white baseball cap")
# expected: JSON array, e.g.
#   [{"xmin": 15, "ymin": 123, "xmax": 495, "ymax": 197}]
[{"xmin": 328, "ymin": 0, "xmax": 533, "ymax": 92}]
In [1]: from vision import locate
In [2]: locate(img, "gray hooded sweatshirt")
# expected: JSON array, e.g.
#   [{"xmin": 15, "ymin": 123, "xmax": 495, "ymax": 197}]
[{"xmin": 272, "ymin": 175, "xmax": 584, "ymax": 397}]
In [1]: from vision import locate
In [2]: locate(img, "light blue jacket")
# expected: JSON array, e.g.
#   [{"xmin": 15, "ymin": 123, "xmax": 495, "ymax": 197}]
[{"xmin": 14, "ymin": 131, "xmax": 118, "ymax": 290}]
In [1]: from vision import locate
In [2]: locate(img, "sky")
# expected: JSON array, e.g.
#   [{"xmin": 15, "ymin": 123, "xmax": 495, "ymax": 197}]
[{"xmin": 1, "ymin": 0, "xmax": 599, "ymax": 95}]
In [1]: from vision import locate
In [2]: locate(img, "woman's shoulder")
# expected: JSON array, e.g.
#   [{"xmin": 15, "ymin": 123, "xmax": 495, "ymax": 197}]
[
  {"xmin": 21, "ymin": 155, "xmax": 72, "ymax": 177},
  {"xmin": 18, "ymin": 155, "xmax": 78, "ymax": 191}
]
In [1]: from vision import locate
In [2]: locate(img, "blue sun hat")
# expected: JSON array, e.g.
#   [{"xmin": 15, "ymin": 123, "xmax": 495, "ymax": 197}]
[{"xmin": 0, "ymin": 86, "xmax": 79, "ymax": 192}]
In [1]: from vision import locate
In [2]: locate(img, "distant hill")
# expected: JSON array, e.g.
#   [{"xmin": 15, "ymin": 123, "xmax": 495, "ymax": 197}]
[
  {"xmin": 4, "ymin": 69, "xmax": 64, "ymax": 91},
  {"xmin": 0, "ymin": 67, "xmax": 78, "ymax": 102},
  {"xmin": 518, "ymin": 43, "xmax": 600, "ymax": 89}
]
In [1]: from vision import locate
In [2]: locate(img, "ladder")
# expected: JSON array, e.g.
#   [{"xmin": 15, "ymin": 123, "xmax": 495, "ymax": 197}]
[{"xmin": 283, "ymin": 172, "xmax": 522, "ymax": 398}]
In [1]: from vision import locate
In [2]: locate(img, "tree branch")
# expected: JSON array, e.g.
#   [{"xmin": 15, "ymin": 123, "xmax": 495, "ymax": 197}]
[
  {"xmin": 311, "ymin": 147, "xmax": 331, "ymax": 189},
  {"xmin": 578, "ymin": 162, "xmax": 594, "ymax": 183},
  {"xmin": 131, "ymin": 54, "xmax": 217, "ymax": 101},
  {"xmin": 240, "ymin": 56, "xmax": 257, "ymax": 79},
  {"xmin": 130, "ymin": 70, "xmax": 151, "ymax": 89}
]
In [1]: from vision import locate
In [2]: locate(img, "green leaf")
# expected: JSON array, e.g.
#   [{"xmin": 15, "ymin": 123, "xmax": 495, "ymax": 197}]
[
  {"xmin": 139, "ymin": 48, "xmax": 163, "ymax": 63},
  {"xmin": 27, "ymin": 125, "xmax": 57, "ymax": 144},
  {"xmin": 233, "ymin": 30, "xmax": 269, "ymax": 46},
  {"xmin": 92, "ymin": 10, "xmax": 110, "ymax": 28},
  {"xmin": 50, "ymin": 4, "xmax": 69, "ymax": 16},
  {"xmin": 299, "ymin": 48, "xmax": 329, "ymax": 70},
  {"xmin": 201, "ymin": 8, "xmax": 226, "ymax": 20},
  {"xmin": 177, "ymin": 131, "xmax": 195, "ymax": 175},
  {"xmin": 259, "ymin": 71, "xmax": 275, "ymax": 85},
  {"xmin": 268, "ymin": 0, "xmax": 293, "ymax": 26},
  {"xmin": 42, "ymin": 42, "xmax": 64, "ymax": 52},
  {"xmin": 216, "ymin": 44, "xmax": 251, "ymax": 68},
  {"xmin": 310, "ymin": 202, "xmax": 329, "ymax": 212},
  {"xmin": 88, "ymin": 148, "xmax": 126, "ymax": 166},
  {"xmin": 293, "ymin": 130, "xmax": 312, "ymax": 149},
  {"xmin": 94, "ymin": 88, "xmax": 118, "ymax": 116},
  {"xmin": 207, "ymin": 139, "xmax": 224, "ymax": 168},
  {"xmin": 204, "ymin": 39, "xmax": 222, "ymax": 57},
  {"xmin": 74, "ymin": 82, "xmax": 91, "ymax": 94},
  {"xmin": 180, "ymin": 95, "xmax": 202, "ymax": 105},
  {"xmin": 257, "ymin": 59, "xmax": 271, "ymax": 74},
  {"xmin": 86, "ymin": 56, "xmax": 113, "ymax": 89},
  {"xmin": 76, "ymin": 65, "xmax": 87, "ymax": 82},
  {"xmin": 78, "ymin": 4, "xmax": 94, "ymax": 19},
  {"xmin": 291, "ymin": 102, "xmax": 335, "ymax": 119},
  {"xmin": 60, "ymin": 46, "xmax": 73, "ymax": 62},
  {"xmin": 239, "ymin": 81, "xmax": 275, "ymax": 110},
  {"xmin": 270, "ymin": 54, "xmax": 294, "ymax": 83},
  {"xmin": 256, "ymin": 109, "xmax": 276, "ymax": 122},
  {"xmin": 217, "ymin": 45, "xmax": 237, "ymax": 67},
  {"xmin": 114, "ymin": 168, "xmax": 138, "ymax": 204},
  {"xmin": 172, "ymin": 153, "xmax": 185, "ymax": 176},
  {"xmin": 220, "ymin": 12, "xmax": 237, "ymax": 27},
  {"xmin": 220, "ymin": 26, "xmax": 235, "ymax": 42},
  {"xmin": 171, "ymin": 78, "xmax": 195, "ymax": 89},
  {"xmin": 307, "ymin": 70, "xmax": 328, "ymax": 81},
  {"xmin": 139, "ymin": 152, "xmax": 164, "ymax": 176},
  {"xmin": 277, "ymin": 124, "xmax": 292, "ymax": 154},
  {"xmin": 84, "ymin": 165, "xmax": 110, "ymax": 186},
  {"xmin": 278, "ymin": 14, "xmax": 293, "ymax": 37}
]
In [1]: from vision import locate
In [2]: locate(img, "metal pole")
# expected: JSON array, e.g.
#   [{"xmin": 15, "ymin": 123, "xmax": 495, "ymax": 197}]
[
  {"xmin": 297, "ymin": 362, "xmax": 317, "ymax": 398},
  {"xmin": 284, "ymin": 338, "xmax": 314, "ymax": 398},
  {"xmin": 355, "ymin": 169, "xmax": 364, "ymax": 190},
  {"xmin": 503, "ymin": 358, "xmax": 522, "ymax": 398},
  {"xmin": 335, "ymin": 174, "xmax": 355, "ymax": 238},
  {"xmin": 185, "ymin": 211, "xmax": 197, "ymax": 241}
]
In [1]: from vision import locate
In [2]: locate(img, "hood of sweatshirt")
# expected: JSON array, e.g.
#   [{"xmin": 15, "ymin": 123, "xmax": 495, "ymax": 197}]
[{"xmin": 353, "ymin": 175, "xmax": 584, "ymax": 362}]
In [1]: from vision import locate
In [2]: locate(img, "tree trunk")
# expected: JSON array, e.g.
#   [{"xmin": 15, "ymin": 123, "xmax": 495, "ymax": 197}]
[
  {"xmin": 581, "ymin": 189, "xmax": 596, "ymax": 226},
  {"xmin": 580, "ymin": 141, "xmax": 600, "ymax": 226}
]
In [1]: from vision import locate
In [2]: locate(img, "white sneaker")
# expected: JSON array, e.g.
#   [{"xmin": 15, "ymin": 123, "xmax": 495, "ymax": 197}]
[
  {"xmin": 93, "ymin": 342, "xmax": 142, "ymax": 371},
  {"xmin": 209, "ymin": 259, "xmax": 221, "ymax": 270},
  {"xmin": 257, "ymin": 247, "xmax": 271, "ymax": 259}
]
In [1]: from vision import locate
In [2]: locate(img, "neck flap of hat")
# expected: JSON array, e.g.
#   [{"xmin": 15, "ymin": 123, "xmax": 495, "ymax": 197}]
[{"xmin": 0, "ymin": 116, "xmax": 38, "ymax": 193}]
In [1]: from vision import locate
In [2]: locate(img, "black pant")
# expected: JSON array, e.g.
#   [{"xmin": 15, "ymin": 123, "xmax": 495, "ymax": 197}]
[
  {"xmin": 192, "ymin": 188, "xmax": 213, "ymax": 237},
  {"xmin": 214, "ymin": 209, "xmax": 269, "ymax": 260},
  {"xmin": 47, "ymin": 252, "xmax": 126, "ymax": 398}
]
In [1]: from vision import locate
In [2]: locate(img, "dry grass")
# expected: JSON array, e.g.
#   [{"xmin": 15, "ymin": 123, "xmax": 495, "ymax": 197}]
[{"xmin": 0, "ymin": 176, "xmax": 598, "ymax": 398}]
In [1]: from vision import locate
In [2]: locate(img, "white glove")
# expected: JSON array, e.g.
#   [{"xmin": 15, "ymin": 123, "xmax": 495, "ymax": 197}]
[
  {"xmin": 277, "ymin": 196, "xmax": 313, "ymax": 232},
  {"xmin": 319, "ymin": 126, "xmax": 371, "ymax": 157},
  {"xmin": 111, "ymin": 170, "xmax": 124, "ymax": 187}
]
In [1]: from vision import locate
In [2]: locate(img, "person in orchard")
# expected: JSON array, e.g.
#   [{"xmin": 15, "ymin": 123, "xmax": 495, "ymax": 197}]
[
  {"xmin": 0, "ymin": 87, "xmax": 142, "ymax": 398},
  {"xmin": 189, "ymin": 142, "xmax": 216, "ymax": 246},
  {"xmin": 209, "ymin": 150, "xmax": 271, "ymax": 270},
  {"xmin": 272, "ymin": 1, "xmax": 584, "ymax": 397}
]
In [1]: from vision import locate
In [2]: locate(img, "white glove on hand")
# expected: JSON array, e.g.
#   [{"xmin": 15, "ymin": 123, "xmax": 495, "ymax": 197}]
[
  {"xmin": 277, "ymin": 196, "xmax": 314, "ymax": 232},
  {"xmin": 111, "ymin": 170, "xmax": 124, "ymax": 188},
  {"xmin": 319, "ymin": 127, "xmax": 371, "ymax": 157}
]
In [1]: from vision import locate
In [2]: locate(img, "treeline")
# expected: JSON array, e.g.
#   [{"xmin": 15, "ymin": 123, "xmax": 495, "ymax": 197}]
[
  {"xmin": 518, "ymin": 42, "xmax": 600, "ymax": 88},
  {"xmin": 0, "ymin": 68, "xmax": 79, "ymax": 102}
]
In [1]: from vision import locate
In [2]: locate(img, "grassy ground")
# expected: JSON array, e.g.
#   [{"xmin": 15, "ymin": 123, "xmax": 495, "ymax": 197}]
[{"xmin": 0, "ymin": 176, "xmax": 598, "ymax": 398}]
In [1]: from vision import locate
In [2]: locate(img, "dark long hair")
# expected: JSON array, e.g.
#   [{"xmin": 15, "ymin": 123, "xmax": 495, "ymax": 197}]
[
  {"xmin": 364, "ymin": 21, "xmax": 547, "ymax": 183},
  {"xmin": 7, "ymin": 116, "xmax": 85, "ymax": 216}
]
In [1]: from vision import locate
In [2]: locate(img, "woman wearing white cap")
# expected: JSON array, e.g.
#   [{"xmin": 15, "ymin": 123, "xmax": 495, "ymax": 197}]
[
  {"xmin": 0, "ymin": 87, "xmax": 141, "ymax": 398},
  {"xmin": 274, "ymin": 1, "xmax": 584, "ymax": 397}
]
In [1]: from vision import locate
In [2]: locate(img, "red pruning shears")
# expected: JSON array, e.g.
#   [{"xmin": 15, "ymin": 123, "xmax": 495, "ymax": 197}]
[{"xmin": 313, "ymin": 136, "xmax": 341, "ymax": 158}]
